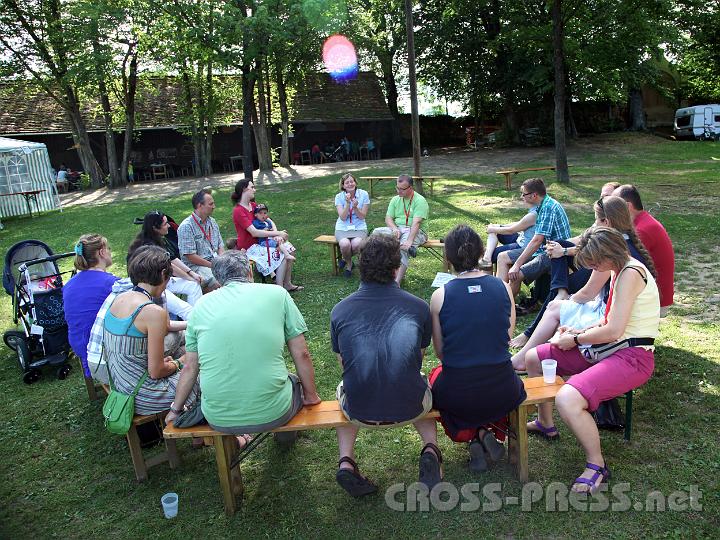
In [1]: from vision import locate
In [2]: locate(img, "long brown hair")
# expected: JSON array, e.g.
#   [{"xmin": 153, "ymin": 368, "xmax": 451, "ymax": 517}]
[
  {"xmin": 595, "ymin": 196, "xmax": 656, "ymax": 278},
  {"xmin": 575, "ymin": 227, "xmax": 630, "ymax": 273}
]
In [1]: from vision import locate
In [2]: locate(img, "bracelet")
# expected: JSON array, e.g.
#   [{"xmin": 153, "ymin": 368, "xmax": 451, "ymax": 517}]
[{"xmin": 563, "ymin": 247, "xmax": 568, "ymax": 256}]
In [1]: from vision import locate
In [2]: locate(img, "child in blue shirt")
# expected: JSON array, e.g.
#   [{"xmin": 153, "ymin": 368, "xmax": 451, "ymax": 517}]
[{"xmin": 252, "ymin": 204, "xmax": 295, "ymax": 260}]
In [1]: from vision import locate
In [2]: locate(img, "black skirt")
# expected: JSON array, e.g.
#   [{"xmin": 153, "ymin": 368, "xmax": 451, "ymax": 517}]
[{"xmin": 430, "ymin": 361, "xmax": 527, "ymax": 438}]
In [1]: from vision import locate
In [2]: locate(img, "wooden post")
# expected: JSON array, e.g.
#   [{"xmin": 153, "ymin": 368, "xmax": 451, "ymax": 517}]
[
  {"xmin": 215, "ymin": 435, "xmax": 243, "ymax": 516},
  {"xmin": 126, "ymin": 424, "xmax": 148, "ymax": 482},
  {"xmin": 404, "ymin": 0, "xmax": 423, "ymax": 193}
]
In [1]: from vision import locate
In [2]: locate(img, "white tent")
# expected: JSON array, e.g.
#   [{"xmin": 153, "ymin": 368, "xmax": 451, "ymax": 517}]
[{"xmin": 0, "ymin": 137, "xmax": 62, "ymax": 223}]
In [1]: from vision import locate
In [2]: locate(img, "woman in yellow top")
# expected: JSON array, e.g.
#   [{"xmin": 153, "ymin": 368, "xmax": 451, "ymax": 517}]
[{"xmin": 524, "ymin": 226, "xmax": 659, "ymax": 494}]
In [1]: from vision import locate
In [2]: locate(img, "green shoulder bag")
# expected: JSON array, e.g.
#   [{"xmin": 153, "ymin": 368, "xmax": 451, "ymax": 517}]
[{"xmin": 102, "ymin": 371, "xmax": 148, "ymax": 435}]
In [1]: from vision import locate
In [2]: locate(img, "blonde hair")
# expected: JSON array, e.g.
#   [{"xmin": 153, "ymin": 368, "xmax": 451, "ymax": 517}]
[
  {"xmin": 575, "ymin": 226, "xmax": 629, "ymax": 273},
  {"xmin": 73, "ymin": 234, "xmax": 108, "ymax": 271},
  {"xmin": 594, "ymin": 196, "xmax": 656, "ymax": 278}
]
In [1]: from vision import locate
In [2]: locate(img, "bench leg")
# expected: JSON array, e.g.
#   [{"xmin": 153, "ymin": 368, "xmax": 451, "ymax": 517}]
[
  {"xmin": 624, "ymin": 390, "xmax": 633, "ymax": 442},
  {"xmin": 505, "ymin": 173, "xmax": 512, "ymax": 190},
  {"xmin": 329, "ymin": 244, "xmax": 339, "ymax": 276},
  {"xmin": 84, "ymin": 376, "xmax": 99, "ymax": 401},
  {"xmin": 508, "ymin": 405, "xmax": 529, "ymax": 482},
  {"xmin": 166, "ymin": 438, "xmax": 180, "ymax": 469},
  {"xmin": 214, "ymin": 435, "xmax": 243, "ymax": 516},
  {"xmin": 126, "ymin": 424, "xmax": 148, "ymax": 482}
]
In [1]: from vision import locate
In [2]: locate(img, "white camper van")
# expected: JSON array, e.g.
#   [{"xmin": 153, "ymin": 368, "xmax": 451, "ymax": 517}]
[{"xmin": 674, "ymin": 104, "xmax": 720, "ymax": 140}]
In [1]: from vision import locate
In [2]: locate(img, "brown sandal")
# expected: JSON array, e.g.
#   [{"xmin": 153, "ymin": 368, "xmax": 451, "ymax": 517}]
[
  {"xmin": 336, "ymin": 456, "xmax": 378, "ymax": 497},
  {"xmin": 419, "ymin": 442, "xmax": 443, "ymax": 489}
]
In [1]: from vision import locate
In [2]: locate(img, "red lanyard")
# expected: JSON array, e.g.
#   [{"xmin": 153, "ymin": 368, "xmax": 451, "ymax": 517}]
[
  {"xmin": 604, "ymin": 273, "xmax": 617, "ymax": 324},
  {"xmin": 348, "ymin": 195, "xmax": 355, "ymax": 223},
  {"xmin": 192, "ymin": 213, "xmax": 212, "ymax": 244},
  {"xmin": 403, "ymin": 193, "xmax": 414, "ymax": 226}
]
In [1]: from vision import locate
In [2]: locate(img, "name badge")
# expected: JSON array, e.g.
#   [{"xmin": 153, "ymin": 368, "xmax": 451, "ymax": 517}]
[
  {"xmin": 467, "ymin": 285, "xmax": 483, "ymax": 294},
  {"xmin": 346, "ymin": 224, "xmax": 356, "ymax": 231}
]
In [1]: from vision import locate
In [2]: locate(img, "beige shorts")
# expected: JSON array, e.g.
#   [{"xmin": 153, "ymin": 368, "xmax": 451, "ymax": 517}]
[
  {"xmin": 372, "ymin": 227, "xmax": 428, "ymax": 267},
  {"xmin": 336, "ymin": 378, "xmax": 433, "ymax": 429}
]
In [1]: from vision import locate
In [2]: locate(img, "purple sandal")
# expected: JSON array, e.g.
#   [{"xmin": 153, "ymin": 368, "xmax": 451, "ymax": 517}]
[
  {"xmin": 572, "ymin": 462, "xmax": 611, "ymax": 495},
  {"xmin": 528, "ymin": 419, "xmax": 560, "ymax": 441}
]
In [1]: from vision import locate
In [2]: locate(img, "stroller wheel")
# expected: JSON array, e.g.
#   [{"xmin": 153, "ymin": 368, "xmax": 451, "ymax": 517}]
[
  {"xmin": 3, "ymin": 330, "xmax": 26, "ymax": 352},
  {"xmin": 23, "ymin": 368, "xmax": 41, "ymax": 384},
  {"xmin": 57, "ymin": 364, "xmax": 72, "ymax": 380},
  {"xmin": 12, "ymin": 337, "xmax": 33, "ymax": 372}
]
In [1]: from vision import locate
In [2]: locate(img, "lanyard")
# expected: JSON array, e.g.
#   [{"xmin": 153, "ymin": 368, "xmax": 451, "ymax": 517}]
[
  {"xmin": 192, "ymin": 213, "xmax": 212, "ymax": 245},
  {"xmin": 348, "ymin": 194, "xmax": 355, "ymax": 223},
  {"xmin": 604, "ymin": 273, "xmax": 617, "ymax": 324},
  {"xmin": 403, "ymin": 193, "xmax": 414, "ymax": 226}
]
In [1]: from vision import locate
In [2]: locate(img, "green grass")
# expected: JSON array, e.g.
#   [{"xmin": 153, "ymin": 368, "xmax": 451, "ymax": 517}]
[{"xmin": 0, "ymin": 133, "xmax": 718, "ymax": 538}]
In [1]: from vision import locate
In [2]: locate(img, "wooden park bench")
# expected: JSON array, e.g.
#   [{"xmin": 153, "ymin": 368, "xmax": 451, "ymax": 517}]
[
  {"xmin": 313, "ymin": 234, "xmax": 448, "ymax": 275},
  {"xmin": 358, "ymin": 176, "xmax": 441, "ymax": 198},
  {"xmin": 163, "ymin": 376, "xmax": 564, "ymax": 516},
  {"xmin": 496, "ymin": 166, "xmax": 572, "ymax": 190},
  {"xmin": 100, "ymin": 384, "xmax": 180, "ymax": 482}
]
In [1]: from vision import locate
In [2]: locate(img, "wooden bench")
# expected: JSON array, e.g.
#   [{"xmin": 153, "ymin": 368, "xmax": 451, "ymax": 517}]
[
  {"xmin": 163, "ymin": 375, "xmax": 563, "ymax": 515},
  {"xmin": 496, "ymin": 166, "xmax": 572, "ymax": 190},
  {"xmin": 100, "ymin": 384, "xmax": 180, "ymax": 481},
  {"xmin": 358, "ymin": 176, "xmax": 441, "ymax": 198},
  {"xmin": 313, "ymin": 235, "xmax": 448, "ymax": 275}
]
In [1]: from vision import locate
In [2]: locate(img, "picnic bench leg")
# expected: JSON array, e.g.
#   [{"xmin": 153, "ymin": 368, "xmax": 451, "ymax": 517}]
[
  {"xmin": 84, "ymin": 376, "xmax": 99, "ymax": 401},
  {"xmin": 126, "ymin": 425, "xmax": 148, "ymax": 482},
  {"xmin": 504, "ymin": 173, "xmax": 512, "ymax": 190},
  {"xmin": 165, "ymin": 438, "xmax": 180, "ymax": 469},
  {"xmin": 214, "ymin": 435, "xmax": 243, "ymax": 516},
  {"xmin": 508, "ymin": 405, "xmax": 529, "ymax": 482},
  {"xmin": 329, "ymin": 244, "xmax": 338, "ymax": 276},
  {"xmin": 368, "ymin": 179, "xmax": 374, "ymax": 198},
  {"xmin": 430, "ymin": 179, "xmax": 434, "ymax": 196}
]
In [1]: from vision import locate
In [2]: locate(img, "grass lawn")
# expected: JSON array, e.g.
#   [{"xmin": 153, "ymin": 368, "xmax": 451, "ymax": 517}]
[{"xmin": 0, "ymin": 133, "xmax": 718, "ymax": 538}]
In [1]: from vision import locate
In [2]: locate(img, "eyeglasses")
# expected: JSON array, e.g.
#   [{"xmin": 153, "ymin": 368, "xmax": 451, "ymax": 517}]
[{"xmin": 520, "ymin": 191, "xmax": 534, "ymax": 198}]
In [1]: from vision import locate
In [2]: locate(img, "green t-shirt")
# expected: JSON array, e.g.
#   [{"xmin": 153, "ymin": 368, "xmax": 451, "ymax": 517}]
[
  {"xmin": 386, "ymin": 192, "xmax": 429, "ymax": 231},
  {"xmin": 185, "ymin": 282, "xmax": 308, "ymax": 428}
]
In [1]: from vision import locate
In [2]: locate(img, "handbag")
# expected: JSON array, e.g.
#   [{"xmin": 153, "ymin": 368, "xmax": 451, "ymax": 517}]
[
  {"xmin": 592, "ymin": 398, "xmax": 625, "ymax": 430},
  {"xmin": 581, "ymin": 337, "xmax": 654, "ymax": 364},
  {"xmin": 102, "ymin": 370, "xmax": 148, "ymax": 435}
]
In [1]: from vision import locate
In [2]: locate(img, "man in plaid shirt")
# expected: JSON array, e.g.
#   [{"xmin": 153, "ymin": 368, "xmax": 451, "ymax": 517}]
[
  {"xmin": 177, "ymin": 189, "xmax": 225, "ymax": 291},
  {"xmin": 497, "ymin": 178, "xmax": 571, "ymax": 297}
]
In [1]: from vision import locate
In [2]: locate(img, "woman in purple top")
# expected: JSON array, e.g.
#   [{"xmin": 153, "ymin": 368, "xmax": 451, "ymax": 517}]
[{"xmin": 62, "ymin": 234, "xmax": 119, "ymax": 376}]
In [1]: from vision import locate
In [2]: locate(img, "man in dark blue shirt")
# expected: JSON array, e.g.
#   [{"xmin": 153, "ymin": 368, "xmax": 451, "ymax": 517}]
[{"xmin": 330, "ymin": 234, "xmax": 441, "ymax": 497}]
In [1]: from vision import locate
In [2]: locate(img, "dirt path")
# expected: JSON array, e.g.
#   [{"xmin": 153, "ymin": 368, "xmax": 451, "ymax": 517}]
[{"xmin": 60, "ymin": 141, "xmax": 560, "ymax": 208}]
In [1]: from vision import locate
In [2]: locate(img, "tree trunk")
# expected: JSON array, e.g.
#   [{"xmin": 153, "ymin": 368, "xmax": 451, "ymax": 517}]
[
  {"xmin": 65, "ymin": 88, "xmax": 104, "ymax": 187},
  {"xmin": 565, "ymin": 70, "xmax": 578, "ymax": 139},
  {"xmin": 204, "ymin": 63, "xmax": 214, "ymax": 176},
  {"xmin": 552, "ymin": 0, "xmax": 570, "ymax": 184},
  {"xmin": 120, "ymin": 51, "xmax": 138, "ymax": 184},
  {"xmin": 181, "ymin": 71, "xmax": 202, "ymax": 177},
  {"xmin": 242, "ymin": 66, "xmax": 255, "ymax": 180},
  {"xmin": 628, "ymin": 88, "xmax": 646, "ymax": 131},
  {"xmin": 253, "ymin": 59, "xmax": 273, "ymax": 171},
  {"xmin": 404, "ymin": 0, "xmax": 422, "ymax": 188},
  {"xmin": 275, "ymin": 58, "xmax": 290, "ymax": 167},
  {"xmin": 381, "ymin": 55, "xmax": 400, "ymax": 119}
]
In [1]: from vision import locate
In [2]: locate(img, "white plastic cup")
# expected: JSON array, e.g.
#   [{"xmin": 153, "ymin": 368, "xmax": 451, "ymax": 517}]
[
  {"xmin": 161, "ymin": 492, "xmax": 179, "ymax": 519},
  {"xmin": 541, "ymin": 359, "xmax": 557, "ymax": 384}
]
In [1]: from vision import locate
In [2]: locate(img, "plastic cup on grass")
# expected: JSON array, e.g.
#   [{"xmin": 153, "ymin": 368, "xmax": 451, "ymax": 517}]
[{"xmin": 161, "ymin": 492, "xmax": 178, "ymax": 519}]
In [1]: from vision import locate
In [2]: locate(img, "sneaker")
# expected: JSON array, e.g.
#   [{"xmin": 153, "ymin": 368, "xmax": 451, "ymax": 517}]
[{"xmin": 480, "ymin": 431, "xmax": 506, "ymax": 463}]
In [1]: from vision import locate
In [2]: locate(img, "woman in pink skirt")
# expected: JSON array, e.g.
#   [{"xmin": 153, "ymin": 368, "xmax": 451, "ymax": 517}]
[{"xmin": 524, "ymin": 226, "xmax": 660, "ymax": 494}]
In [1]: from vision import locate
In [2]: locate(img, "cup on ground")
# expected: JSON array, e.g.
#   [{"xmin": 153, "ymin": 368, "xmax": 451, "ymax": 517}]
[
  {"xmin": 541, "ymin": 359, "xmax": 557, "ymax": 384},
  {"xmin": 161, "ymin": 492, "xmax": 179, "ymax": 519}
]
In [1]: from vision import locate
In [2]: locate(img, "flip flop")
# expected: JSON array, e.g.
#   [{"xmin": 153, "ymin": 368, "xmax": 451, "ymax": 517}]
[
  {"xmin": 336, "ymin": 456, "xmax": 378, "ymax": 497},
  {"xmin": 528, "ymin": 419, "xmax": 560, "ymax": 441},
  {"xmin": 571, "ymin": 462, "xmax": 611, "ymax": 495},
  {"xmin": 287, "ymin": 285, "xmax": 304, "ymax": 293},
  {"xmin": 419, "ymin": 442, "xmax": 443, "ymax": 489}
]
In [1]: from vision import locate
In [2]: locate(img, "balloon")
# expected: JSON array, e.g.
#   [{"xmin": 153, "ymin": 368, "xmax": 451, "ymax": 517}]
[{"xmin": 322, "ymin": 35, "xmax": 358, "ymax": 82}]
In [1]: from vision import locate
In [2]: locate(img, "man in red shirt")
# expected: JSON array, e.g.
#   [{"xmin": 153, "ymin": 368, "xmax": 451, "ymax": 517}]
[{"xmin": 614, "ymin": 184, "xmax": 674, "ymax": 316}]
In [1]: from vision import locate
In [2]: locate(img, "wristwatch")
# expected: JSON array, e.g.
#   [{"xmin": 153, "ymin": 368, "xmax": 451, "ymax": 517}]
[
  {"xmin": 170, "ymin": 402, "xmax": 184, "ymax": 414},
  {"xmin": 563, "ymin": 247, "xmax": 568, "ymax": 256},
  {"xmin": 573, "ymin": 333, "xmax": 581, "ymax": 345}
]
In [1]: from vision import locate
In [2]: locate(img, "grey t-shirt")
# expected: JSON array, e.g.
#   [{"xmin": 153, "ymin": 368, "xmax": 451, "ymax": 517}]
[{"xmin": 330, "ymin": 281, "xmax": 431, "ymax": 422}]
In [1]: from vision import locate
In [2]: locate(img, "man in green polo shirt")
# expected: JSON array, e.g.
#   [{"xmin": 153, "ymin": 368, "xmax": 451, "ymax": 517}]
[
  {"xmin": 372, "ymin": 174, "xmax": 429, "ymax": 284},
  {"xmin": 166, "ymin": 250, "xmax": 321, "ymax": 435}
]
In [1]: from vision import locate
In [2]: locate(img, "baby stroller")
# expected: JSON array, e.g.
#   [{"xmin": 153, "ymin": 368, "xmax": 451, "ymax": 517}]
[{"xmin": 2, "ymin": 240, "xmax": 75, "ymax": 384}]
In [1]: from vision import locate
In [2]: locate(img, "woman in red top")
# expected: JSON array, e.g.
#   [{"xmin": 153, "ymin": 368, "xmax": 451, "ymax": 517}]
[{"xmin": 231, "ymin": 179, "xmax": 302, "ymax": 291}]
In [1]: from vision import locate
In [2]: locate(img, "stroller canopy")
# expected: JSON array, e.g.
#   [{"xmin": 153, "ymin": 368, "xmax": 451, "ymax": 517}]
[{"xmin": 3, "ymin": 239, "xmax": 59, "ymax": 296}]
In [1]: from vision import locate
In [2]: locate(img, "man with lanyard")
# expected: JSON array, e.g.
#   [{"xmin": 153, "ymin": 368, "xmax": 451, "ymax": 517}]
[
  {"xmin": 177, "ymin": 189, "xmax": 225, "ymax": 291},
  {"xmin": 502, "ymin": 178, "xmax": 571, "ymax": 297},
  {"xmin": 372, "ymin": 174, "xmax": 429, "ymax": 284}
]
